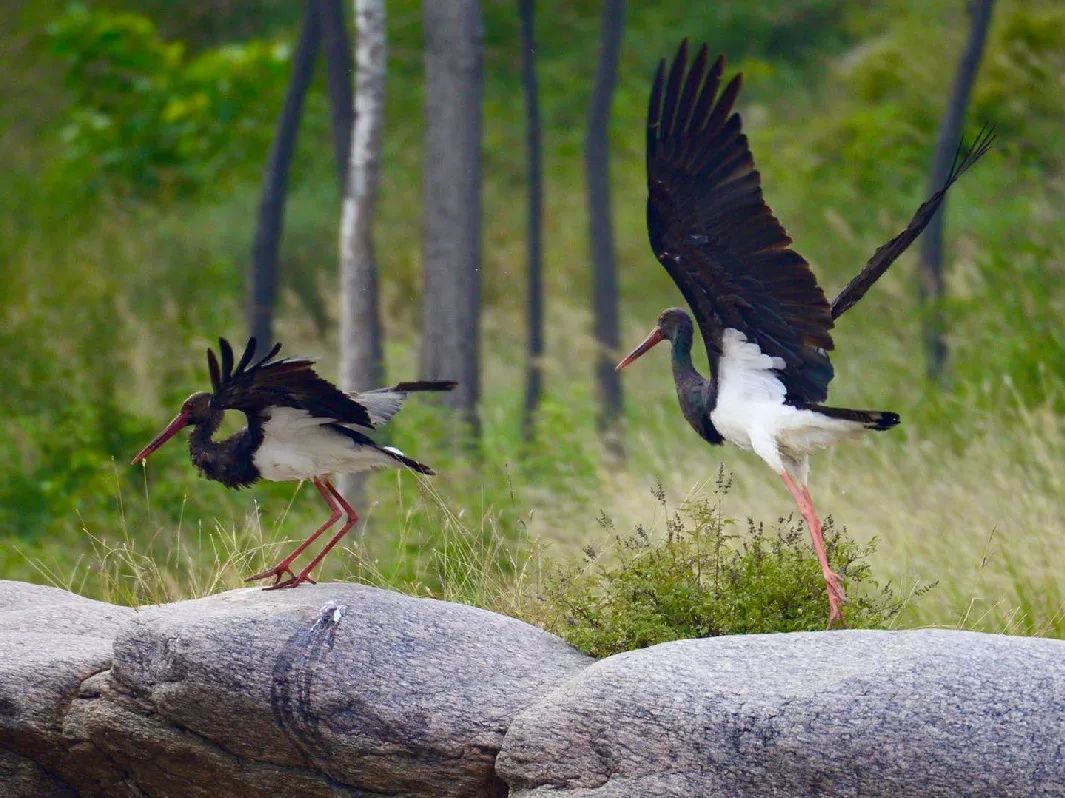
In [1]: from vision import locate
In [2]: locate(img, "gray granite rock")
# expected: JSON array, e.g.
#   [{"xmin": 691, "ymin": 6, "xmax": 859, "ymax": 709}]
[
  {"xmin": 498, "ymin": 629, "xmax": 1065, "ymax": 797},
  {"xmin": 0, "ymin": 748, "xmax": 75, "ymax": 798},
  {"xmin": 0, "ymin": 580, "xmax": 132, "ymax": 633},
  {"xmin": 77, "ymin": 583, "xmax": 590, "ymax": 797},
  {"xmin": 8, "ymin": 579, "xmax": 1062, "ymax": 798},
  {"xmin": 0, "ymin": 581, "xmax": 135, "ymax": 797}
]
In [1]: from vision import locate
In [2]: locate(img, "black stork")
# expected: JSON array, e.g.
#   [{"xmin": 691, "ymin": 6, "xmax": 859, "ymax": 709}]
[
  {"xmin": 616, "ymin": 41, "xmax": 992, "ymax": 626},
  {"xmin": 131, "ymin": 337, "xmax": 455, "ymax": 589}
]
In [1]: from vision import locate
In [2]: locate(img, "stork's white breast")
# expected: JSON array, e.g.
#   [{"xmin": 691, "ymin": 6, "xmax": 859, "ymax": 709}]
[
  {"xmin": 710, "ymin": 328, "xmax": 792, "ymax": 451},
  {"xmin": 709, "ymin": 328, "xmax": 869, "ymax": 471}
]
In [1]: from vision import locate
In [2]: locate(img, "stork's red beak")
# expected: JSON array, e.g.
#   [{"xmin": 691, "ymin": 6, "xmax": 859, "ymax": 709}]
[
  {"xmin": 616, "ymin": 327, "xmax": 666, "ymax": 371},
  {"xmin": 131, "ymin": 411, "xmax": 191, "ymax": 465}
]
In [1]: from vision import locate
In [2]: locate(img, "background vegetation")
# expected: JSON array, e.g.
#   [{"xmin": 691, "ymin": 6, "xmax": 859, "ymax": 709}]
[{"xmin": 2, "ymin": 0, "xmax": 1063, "ymax": 642}]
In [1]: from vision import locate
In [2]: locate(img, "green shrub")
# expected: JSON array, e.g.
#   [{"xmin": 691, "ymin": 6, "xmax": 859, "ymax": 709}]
[
  {"xmin": 531, "ymin": 472, "xmax": 925, "ymax": 658},
  {"xmin": 46, "ymin": 4, "xmax": 294, "ymax": 195}
]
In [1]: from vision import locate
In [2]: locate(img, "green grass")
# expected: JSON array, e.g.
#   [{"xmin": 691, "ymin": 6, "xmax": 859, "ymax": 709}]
[
  {"xmin": 16, "ymin": 463, "xmax": 538, "ymax": 610},
  {"xmin": 2, "ymin": 0, "xmax": 1064, "ymax": 646}
]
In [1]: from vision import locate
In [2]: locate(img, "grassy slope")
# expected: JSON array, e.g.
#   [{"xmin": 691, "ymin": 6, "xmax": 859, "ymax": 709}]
[{"xmin": 1, "ymin": 0, "xmax": 1063, "ymax": 634}]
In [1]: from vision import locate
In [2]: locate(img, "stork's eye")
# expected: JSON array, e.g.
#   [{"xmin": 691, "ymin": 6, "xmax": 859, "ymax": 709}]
[{"xmin": 181, "ymin": 393, "xmax": 211, "ymax": 416}]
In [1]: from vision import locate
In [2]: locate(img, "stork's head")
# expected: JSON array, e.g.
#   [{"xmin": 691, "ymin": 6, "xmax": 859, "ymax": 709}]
[
  {"xmin": 131, "ymin": 391, "xmax": 214, "ymax": 465},
  {"xmin": 616, "ymin": 308, "xmax": 692, "ymax": 371}
]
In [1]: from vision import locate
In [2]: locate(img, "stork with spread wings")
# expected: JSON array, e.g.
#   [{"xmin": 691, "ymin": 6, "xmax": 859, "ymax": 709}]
[{"xmin": 617, "ymin": 40, "xmax": 992, "ymax": 626}]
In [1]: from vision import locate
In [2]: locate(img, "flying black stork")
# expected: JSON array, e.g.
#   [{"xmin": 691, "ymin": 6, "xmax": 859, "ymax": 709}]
[
  {"xmin": 616, "ymin": 40, "xmax": 993, "ymax": 626},
  {"xmin": 131, "ymin": 337, "xmax": 455, "ymax": 589}
]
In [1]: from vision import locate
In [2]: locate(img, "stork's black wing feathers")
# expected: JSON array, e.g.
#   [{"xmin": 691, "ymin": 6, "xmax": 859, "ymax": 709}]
[
  {"xmin": 233, "ymin": 335, "xmax": 258, "ymax": 375},
  {"xmin": 219, "ymin": 338, "xmax": 235, "ymax": 382},
  {"xmin": 831, "ymin": 125, "xmax": 995, "ymax": 319},
  {"xmin": 206, "ymin": 337, "xmax": 373, "ymax": 428},
  {"xmin": 647, "ymin": 40, "xmax": 834, "ymax": 404},
  {"xmin": 207, "ymin": 348, "xmax": 222, "ymax": 393}
]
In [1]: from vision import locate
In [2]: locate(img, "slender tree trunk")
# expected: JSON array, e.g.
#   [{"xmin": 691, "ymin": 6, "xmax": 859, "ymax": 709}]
[
  {"xmin": 919, "ymin": 0, "xmax": 994, "ymax": 380},
  {"xmin": 420, "ymin": 0, "xmax": 484, "ymax": 435},
  {"xmin": 586, "ymin": 0, "xmax": 625, "ymax": 456},
  {"xmin": 519, "ymin": 0, "xmax": 543, "ymax": 441},
  {"xmin": 247, "ymin": 1, "xmax": 321, "ymax": 356},
  {"xmin": 319, "ymin": 0, "xmax": 355, "ymax": 189},
  {"xmin": 339, "ymin": 0, "xmax": 386, "ymax": 503}
]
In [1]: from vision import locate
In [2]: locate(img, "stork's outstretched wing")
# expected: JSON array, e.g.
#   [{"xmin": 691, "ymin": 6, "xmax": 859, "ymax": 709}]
[
  {"xmin": 206, "ymin": 338, "xmax": 374, "ymax": 428},
  {"xmin": 831, "ymin": 126, "xmax": 995, "ymax": 319},
  {"xmin": 647, "ymin": 40, "xmax": 834, "ymax": 404},
  {"xmin": 350, "ymin": 381, "xmax": 458, "ymax": 427}
]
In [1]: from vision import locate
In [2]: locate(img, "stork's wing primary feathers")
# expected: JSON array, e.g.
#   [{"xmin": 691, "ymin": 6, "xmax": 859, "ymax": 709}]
[
  {"xmin": 206, "ymin": 338, "xmax": 374, "ymax": 428},
  {"xmin": 830, "ymin": 125, "xmax": 995, "ymax": 319},
  {"xmin": 647, "ymin": 40, "xmax": 834, "ymax": 404}
]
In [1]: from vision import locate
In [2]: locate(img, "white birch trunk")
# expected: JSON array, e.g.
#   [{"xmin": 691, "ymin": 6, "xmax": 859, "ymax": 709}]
[{"xmin": 339, "ymin": 0, "xmax": 386, "ymax": 504}]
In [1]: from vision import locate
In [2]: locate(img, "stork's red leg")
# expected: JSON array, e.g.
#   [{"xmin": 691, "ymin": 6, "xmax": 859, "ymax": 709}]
[
  {"xmin": 246, "ymin": 478, "xmax": 340, "ymax": 586},
  {"xmin": 780, "ymin": 471, "xmax": 847, "ymax": 628},
  {"xmin": 269, "ymin": 480, "xmax": 359, "ymax": 590}
]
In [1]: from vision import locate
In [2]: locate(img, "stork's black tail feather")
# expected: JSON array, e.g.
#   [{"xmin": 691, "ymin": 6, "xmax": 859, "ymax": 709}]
[
  {"xmin": 811, "ymin": 405, "xmax": 901, "ymax": 431},
  {"xmin": 382, "ymin": 446, "xmax": 436, "ymax": 475},
  {"xmin": 391, "ymin": 381, "xmax": 457, "ymax": 393}
]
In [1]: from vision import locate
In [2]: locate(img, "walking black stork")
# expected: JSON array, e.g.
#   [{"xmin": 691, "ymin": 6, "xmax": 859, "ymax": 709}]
[
  {"xmin": 616, "ymin": 41, "xmax": 993, "ymax": 626},
  {"xmin": 131, "ymin": 337, "xmax": 455, "ymax": 589}
]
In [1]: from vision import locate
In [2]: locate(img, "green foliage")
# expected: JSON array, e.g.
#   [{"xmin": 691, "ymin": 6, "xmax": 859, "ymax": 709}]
[
  {"xmin": 532, "ymin": 474, "xmax": 921, "ymax": 658},
  {"xmin": 1, "ymin": 0, "xmax": 1063, "ymax": 641},
  {"xmin": 17, "ymin": 464, "xmax": 537, "ymax": 612},
  {"xmin": 973, "ymin": 3, "xmax": 1065, "ymax": 149},
  {"xmin": 0, "ymin": 189, "xmax": 248, "ymax": 542},
  {"xmin": 46, "ymin": 4, "xmax": 293, "ymax": 195}
]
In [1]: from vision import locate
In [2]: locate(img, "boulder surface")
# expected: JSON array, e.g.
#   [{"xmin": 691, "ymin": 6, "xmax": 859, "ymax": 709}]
[
  {"xmin": 73, "ymin": 583, "xmax": 590, "ymax": 797},
  {"xmin": 0, "ymin": 581, "xmax": 135, "ymax": 796},
  {"xmin": 497, "ymin": 629, "xmax": 1065, "ymax": 797},
  {"xmin": 5, "ymin": 580, "xmax": 1064, "ymax": 798}
]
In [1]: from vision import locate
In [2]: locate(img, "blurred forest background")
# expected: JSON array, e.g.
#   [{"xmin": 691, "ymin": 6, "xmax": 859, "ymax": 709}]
[{"xmin": 2, "ymin": 0, "xmax": 1063, "ymax": 637}]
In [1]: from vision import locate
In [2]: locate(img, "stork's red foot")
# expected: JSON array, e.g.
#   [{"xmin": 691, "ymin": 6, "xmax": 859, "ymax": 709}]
[
  {"xmin": 824, "ymin": 568, "xmax": 847, "ymax": 629},
  {"xmin": 263, "ymin": 569, "xmax": 319, "ymax": 590},
  {"xmin": 244, "ymin": 565, "xmax": 315, "ymax": 587}
]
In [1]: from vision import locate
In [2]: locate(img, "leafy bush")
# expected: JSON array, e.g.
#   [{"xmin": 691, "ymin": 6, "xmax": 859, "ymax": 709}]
[
  {"xmin": 531, "ymin": 472, "xmax": 923, "ymax": 658},
  {"xmin": 46, "ymin": 4, "xmax": 293, "ymax": 195}
]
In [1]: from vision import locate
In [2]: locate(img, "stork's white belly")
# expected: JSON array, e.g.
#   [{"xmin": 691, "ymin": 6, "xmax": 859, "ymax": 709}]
[
  {"xmin": 252, "ymin": 407, "xmax": 399, "ymax": 481},
  {"xmin": 709, "ymin": 328, "xmax": 864, "ymax": 474}
]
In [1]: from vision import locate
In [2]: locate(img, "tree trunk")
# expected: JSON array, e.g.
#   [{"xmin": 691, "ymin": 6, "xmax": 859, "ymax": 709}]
[
  {"xmin": 247, "ymin": 1, "xmax": 321, "ymax": 356},
  {"xmin": 319, "ymin": 0, "xmax": 355, "ymax": 189},
  {"xmin": 339, "ymin": 0, "xmax": 387, "ymax": 503},
  {"xmin": 586, "ymin": 0, "xmax": 625, "ymax": 456},
  {"xmin": 519, "ymin": 0, "xmax": 543, "ymax": 442},
  {"xmin": 919, "ymin": 0, "xmax": 994, "ymax": 380},
  {"xmin": 420, "ymin": 0, "xmax": 484, "ymax": 435}
]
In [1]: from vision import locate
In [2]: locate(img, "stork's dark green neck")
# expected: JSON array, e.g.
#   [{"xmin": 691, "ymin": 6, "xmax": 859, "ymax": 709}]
[
  {"xmin": 669, "ymin": 322, "xmax": 698, "ymax": 379},
  {"xmin": 188, "ymin": 409, "xmax": 262, "ymax": 489},
  {"xmin": 665, "ymin": 321, "xmax": 724, "ymax": 445},
  {"xmin": 188, "ymin": 408, "xmax": 224, "ymax": 448}
]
